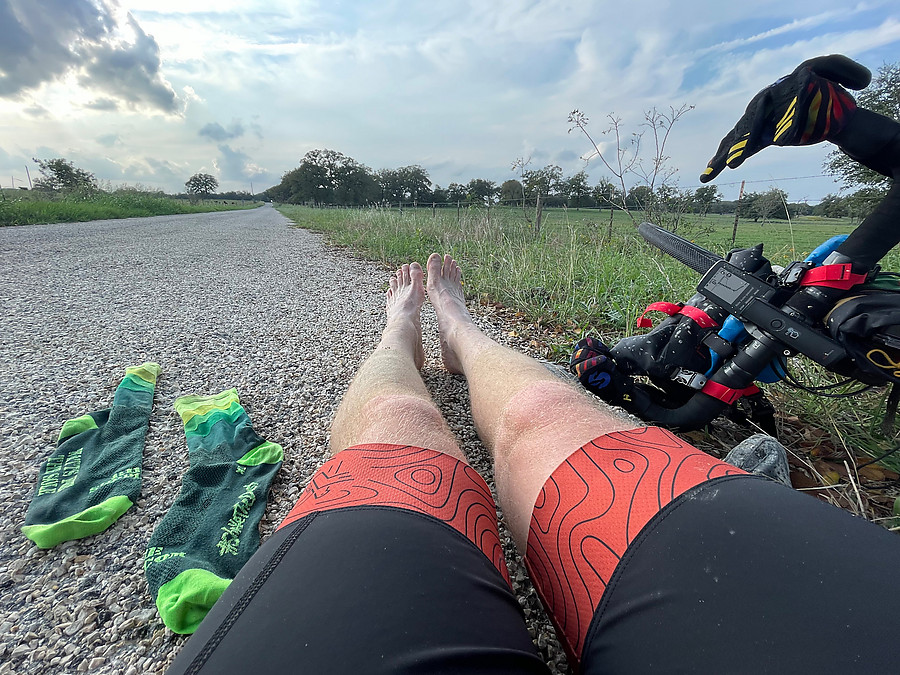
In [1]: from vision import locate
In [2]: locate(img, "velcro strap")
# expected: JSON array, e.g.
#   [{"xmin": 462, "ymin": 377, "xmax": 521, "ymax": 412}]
[
  {"xmin": 702, "ymin": 381, "xmax": 761, "ymax": 405},
  {"xmin": 800, "ymin": 264, "xmax": 867, "ymax": 290},
  {"xmin": 637, "ymin": 302, "xmax": 681, "ymax": 328},
  {"xmin": 678, "ymin": 305, "xmax": 720, "ymax": 329},
  {"xmin": 637, "ymin": 302, "xmax": 720, "ymax": 329}
]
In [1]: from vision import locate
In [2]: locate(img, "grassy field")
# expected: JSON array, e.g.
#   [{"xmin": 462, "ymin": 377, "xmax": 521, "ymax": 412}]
[
  {"xmin": 278, "ymin": 204, "xmax": 881, "ymax": 335},
  {"xmin": 278, "ymin": 203, "xmax": 900, "ymax": 479},
  {"xmin": 0, "ymin": 189, "xmax": 260, "ymax": 227}
]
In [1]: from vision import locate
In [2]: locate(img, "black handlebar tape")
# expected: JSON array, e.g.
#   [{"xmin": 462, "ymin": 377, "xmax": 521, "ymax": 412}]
[
  {"xmin": 611, "ymin": 377, "xmax": 729, "ymax": 432},
  {"xmin": 638, "ymin": 222, "xmax": 723, "ymax": 275},
  {"xmin": 632, "ymin": 331, "xmax": 786, "ymax": 431}
]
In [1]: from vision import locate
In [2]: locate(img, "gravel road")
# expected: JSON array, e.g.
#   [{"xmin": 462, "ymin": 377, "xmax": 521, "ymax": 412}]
[{"xmin": 0, "ymin": 206, "xmax": 569, "ymax": 674}]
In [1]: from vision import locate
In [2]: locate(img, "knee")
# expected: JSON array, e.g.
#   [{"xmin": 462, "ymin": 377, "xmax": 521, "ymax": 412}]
[
  {"xmin": 360, "ymin": 393, "xmax": 448, "ymax": 437},
  {"xmin": 495, "ymin": 381, "xmax": 580, "ymax": 447},
  {"xmin": 494, "ymin": 380, "xmax": 635, "ymax": 456},
  {"xmin": 350, "ymin": 393, "xmax": 463, "ymax": 460}
]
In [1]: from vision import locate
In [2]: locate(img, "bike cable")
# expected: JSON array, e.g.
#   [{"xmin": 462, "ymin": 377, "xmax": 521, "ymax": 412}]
[{"xmin": 781, "ymin": 363, "xmax": 874, "ymax": 398}]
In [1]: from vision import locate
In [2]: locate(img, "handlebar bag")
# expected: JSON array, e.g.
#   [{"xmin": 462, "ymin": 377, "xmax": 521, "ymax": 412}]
[
  {"xmin": 825, "ymin": 287, "xmax": 900, "ymax": 385},
  {"xmin": 611, "ymin": 293, "xmax": 728, "ymax": 381}
]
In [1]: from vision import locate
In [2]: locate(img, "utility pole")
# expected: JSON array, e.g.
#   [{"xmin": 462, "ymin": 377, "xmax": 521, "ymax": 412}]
[
  {"xmin": 731, "ymin": 180, "xmax": 745, "ymax": 246},
  {"xmin": 25, "ymin": 165, "xmax": 32, "ymax": 189}
]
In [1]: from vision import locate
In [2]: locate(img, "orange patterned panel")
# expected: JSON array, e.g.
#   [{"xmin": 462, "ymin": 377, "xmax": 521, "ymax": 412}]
[
  {"xmin": 278, "ymin": 444, "xmax": 509, "ymax": 584},
  {"xmin": 525, "ymin": 427, "xmax": 746, "ymax": 667}
]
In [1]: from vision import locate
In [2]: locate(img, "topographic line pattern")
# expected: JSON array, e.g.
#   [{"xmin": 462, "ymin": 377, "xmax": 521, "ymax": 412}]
[
  {"xmin": 525, "ymin": 427, "xmax": 745, "ymax": 664},
  {"xmin": 278, "ymin": 444, "xmax": 509, "ymax": 582}
]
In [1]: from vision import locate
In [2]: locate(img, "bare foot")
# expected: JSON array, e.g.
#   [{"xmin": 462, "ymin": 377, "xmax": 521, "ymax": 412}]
[
  {"xmin": 386, "ymin": 262, "xmax": 426, "ymax": 369},
  {"xmin": 425, "ymin": 253, "xmax": 471, "ymax": 374}
]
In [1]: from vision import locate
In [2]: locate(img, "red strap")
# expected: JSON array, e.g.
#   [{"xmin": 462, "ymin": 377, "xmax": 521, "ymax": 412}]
[
  {"xmin": 637, "ymin": 302, "xmax": 681, "ymax": 328},
  {"xmin": 800, "ymin": 264, "xmax": 867, "ymax": 290},
  {"xmin": 702, "ymin": 381, "xmax": 761, "ymax": 405},
  {"xmin": 679, "ymin": 304, "xmax": 720, "ymax": 329},
  {"xmin": 637, "ymin": 302, "xmax": 720, "ymax": 329}
]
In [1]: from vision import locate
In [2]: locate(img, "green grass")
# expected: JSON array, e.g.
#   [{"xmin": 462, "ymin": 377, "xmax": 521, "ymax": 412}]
[
  {"xmin": 278, "ymin": 204, "xmax": 876, "ymax": 334},
  {"xmin": 279, "ymin": 203, "xmax": 900, "ymax": 473},
  {"xmin": 0, "ymin": 189, "xmax": 260, "ymax": 227}
]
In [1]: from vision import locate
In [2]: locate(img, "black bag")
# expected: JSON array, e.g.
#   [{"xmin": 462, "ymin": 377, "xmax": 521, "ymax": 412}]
[
  {"xmin": 610, "ymin": 293, "xmax": 728, "ymax": 400},
  {"xmin": 826, "ymin": 285, "xmax": 900, "ymax": 385}
]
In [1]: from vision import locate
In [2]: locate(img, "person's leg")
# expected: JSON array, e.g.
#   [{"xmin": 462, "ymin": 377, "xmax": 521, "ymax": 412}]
[
  {"xmin": 329, "ymin": 261, "xmax": 463, "ymax": 461},
  {"xmin": 426, "ymin": 253, "xmax": 900, "ymax": 675},
  {"xmin": 427, "ymin": 253, "xmax": 748, "ymax": 668},
  {"xmin": 425, "ymin": 253, "xmax": 637, "ymax": 546},
  {"xmin": 167, "ymin": 260, "xmax": 548, "ymax": 675}
]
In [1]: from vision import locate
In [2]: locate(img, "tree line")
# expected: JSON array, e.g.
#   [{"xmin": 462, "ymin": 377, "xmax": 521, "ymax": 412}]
[
  {"xmin": 261, "ymin": 150, "xmax": 846, "ymax": 222},
  {"xmin": 263, "ymin": 148, "xmax": 724, "ymax": 213}
]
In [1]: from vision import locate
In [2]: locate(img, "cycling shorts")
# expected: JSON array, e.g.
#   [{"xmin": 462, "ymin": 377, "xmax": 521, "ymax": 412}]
[{"xmin": 167, "ymin": 432, "xmax": 900, "ymax": 674}]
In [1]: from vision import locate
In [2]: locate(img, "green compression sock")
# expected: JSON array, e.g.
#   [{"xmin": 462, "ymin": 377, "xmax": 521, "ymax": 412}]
[
  {"xmin": 145, "ymin": 388, "xmax": 283, "ymax": 634},
  {"xmin": 22, "ymin": 363, "xmax": 161, "ymax": 549}
]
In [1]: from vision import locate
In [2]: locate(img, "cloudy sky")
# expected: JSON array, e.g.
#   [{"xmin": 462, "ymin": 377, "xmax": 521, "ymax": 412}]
[{"xmin": 0, "ymin": 0, "xmax": 897, "ymax": 201}]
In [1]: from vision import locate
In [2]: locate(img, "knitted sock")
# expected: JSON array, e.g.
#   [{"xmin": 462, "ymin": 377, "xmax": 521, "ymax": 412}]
[
  {"xmin": 145, "ymin": 388, "xmax": 283, "ymax": 634},
  {"xmin": 22, "ymin": 363, "xmax": 161, "ymax": 549}
]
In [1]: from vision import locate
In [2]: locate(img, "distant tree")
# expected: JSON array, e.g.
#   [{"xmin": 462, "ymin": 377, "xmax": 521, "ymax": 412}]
[
  {"xmin": 751, "ymin": 188, "xmax": 789, "ymax": 222},
  {"xmin": 212, "ymin": 190, "xmax": 252, "ymax": 201},
  {"xmin": 708, "ymin": 199, "xmax": 737, "ymax": 215},
  {"xmin": 563, "ymin": 170, "xmax": 593, "ymax": 208},
  {"xmin": 466, "ymin": 178, "xmax": 497, "ymax": 206},
  {"xmin": 656, "ymin": 184, "xmax": 690, "ymax": 209},
  {"xmin": 399, "ymin": 165, "xmax": 431, "ymax": 203},
  {"xmin": 499, "ymin": 179, "xmax": 524, "ymax": 205},
  {"xmin": 267, "ymin": 167, "xmax": 303, "ymax": 203},
  {"xmin": 592, "ymin": 178, "xmax": 624, "ymax": 209},
  {"xmin": 844, "ymin": 187, "xmax": 885, "ymax": 222},
  {"xmin": 692, "ymin": 184, "xmax": 721, "ymax": 216},
  {"xmin": 377, "ymin": 168, "xmax": 403, "ymax": 203},
  {"xmin": 625, "ymin": 185, "xmax": 653, "ymax": 211},
  {"xmin": 378, "ymin": 165, "xmax": 431, "ymax": 204},
  {"xmin": 522, "ymin": 164, "xmax": 563, "ymax": 200},
  {"xmin": 447, "ymin": 183, "xmax": 467, "ymax": 203},
  {"xmin": 293, "ymin": 149, "xmax": 354, "ymax": 204},
  {"xmin": 185, "ymin": 173, "xmax": 219, "ymax": 202},
  {"xmin": 812, "ymin": 194, "xmax": 847, "ymax": 218},
  {"xmin": 267, "ymin": 149, "xmax": 378, "ymax": 205},
  {"xmin": 431, "ymin": 185, "xmax": 448, "ymax": 203},
  {"xmin": 825, "ymin": 61, "xmax": 899, "ymax": 190},
  {"xmin": 333, "ymin": 162, "xmax": 380, "ymax": 206},
  {"xmin": 789, "ymin": 202, "xmax": 813, "ymax": 217},
  {"xmin": 32, "ymin": 158, "xmax": 97, "ymax": 193},
  {"xmin": 264, "ymin": 175, "xmax": 293, "ymax": 203},
  {"xmin": 738, "ymin": 191, "xmax": 760, "ymax": 220}
]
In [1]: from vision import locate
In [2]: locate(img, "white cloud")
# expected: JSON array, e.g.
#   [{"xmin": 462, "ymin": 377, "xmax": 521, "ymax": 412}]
[
  {"xmin": 0, "ymin": 0, "xmax": 897, "ymax": 197},
  {"xmin": 0, "ymin": 0, "xmax": 178, "ymax": 113}
]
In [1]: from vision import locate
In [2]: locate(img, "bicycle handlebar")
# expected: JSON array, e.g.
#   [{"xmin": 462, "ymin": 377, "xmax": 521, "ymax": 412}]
[{"xmin": 603, "ymin": 104, "xmax": 900, "ymax": 431}]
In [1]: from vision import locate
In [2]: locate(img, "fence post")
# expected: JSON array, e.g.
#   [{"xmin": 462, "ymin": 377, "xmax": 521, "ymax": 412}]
[
  {"xmin": 731, "ymin": 180, "xmax": 745, "ymax": 246},
  {"xmin": 457, "ymin": 200, "xmax": 460, "ymax": 224}
]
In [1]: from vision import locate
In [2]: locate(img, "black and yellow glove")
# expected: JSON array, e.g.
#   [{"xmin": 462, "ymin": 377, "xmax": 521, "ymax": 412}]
[{"xmin": 700, "ymin": 54, "xmax": 871, "ymax": 183}]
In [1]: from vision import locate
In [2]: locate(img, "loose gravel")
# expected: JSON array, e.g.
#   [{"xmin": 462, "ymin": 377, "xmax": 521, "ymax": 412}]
[{"xmin": 0, "ymin": 206, "xmax": 570, "ymax": 674}]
